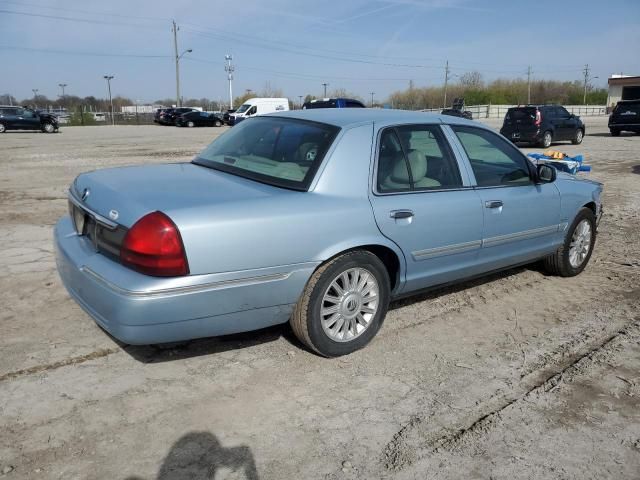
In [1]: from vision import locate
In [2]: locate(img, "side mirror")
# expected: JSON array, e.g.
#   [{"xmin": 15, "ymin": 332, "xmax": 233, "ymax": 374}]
[{"xmin": 537, "ymin": 164, "xmax": 557, "ymax": 183}]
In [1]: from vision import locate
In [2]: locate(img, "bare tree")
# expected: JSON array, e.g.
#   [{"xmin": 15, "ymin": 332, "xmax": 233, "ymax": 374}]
[{"xmin": 459, "ymin": 71, "xmax": 484, "ymax": 89}]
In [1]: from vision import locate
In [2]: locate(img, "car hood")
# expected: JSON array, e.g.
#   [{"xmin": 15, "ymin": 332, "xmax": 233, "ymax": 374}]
[{"xmin": 72, "ymin": 162, "xmax": 288, "ymax": 228}]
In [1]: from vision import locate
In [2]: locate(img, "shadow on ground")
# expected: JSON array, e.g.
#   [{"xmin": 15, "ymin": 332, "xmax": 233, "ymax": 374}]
[{"xmin": 125, "ymin": 431, "xmax": 259, "ymax": 480}]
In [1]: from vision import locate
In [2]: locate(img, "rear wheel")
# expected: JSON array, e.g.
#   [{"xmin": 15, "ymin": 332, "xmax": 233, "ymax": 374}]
[
  {"xmin": 571, "ymin": 128, "xmax": 584, "ymax": 144},
  {"xmin": 610, "ymin": 129, "xmax": 620, "ymax": 137},
  {"xmin": 290, "ymin": 251, "xmax": 390, "ymax": 357},
  {"xmin": 42, "ymin": 122, "xmax": 55, "ymax": 133},
  {"xmin": 543, "ymin": 208, "xmax": 596, "ymax": 277},
  {"xmin": 0, "ymin": 123, "xmax": 5, "ymax": 133},
  {"xmin": 187, "ymin": 121, "xmax": 195, "ymax": 128},
  {"xmin": 540, "ymin": 130, "xmax": 552, "ymax": 148}
]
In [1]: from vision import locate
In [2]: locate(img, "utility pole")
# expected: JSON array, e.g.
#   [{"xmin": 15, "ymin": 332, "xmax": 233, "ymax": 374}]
[
  {"xmin": 582, "ymin": 64, "xmax": 595, "ymax": 105},
  {"xmin": 298, "ymin": 95, "xmax": 303, "ymax": 109},
  {"xmin": 58, "ymin": 83, "xmax": 67, "ymax": 98},
  {"xmin": 172, "ymin": 20, "xmax": 180, "ymax": 107},
  {"xmin": 526, "ymin": 66, "xmax": 532, "ymax": 104},
  {"xmin": 443, "ymin": 60, "xmax": 450, "ymax": 108},
  {"xmin": 225, "ymin": 54, "xmax": 235, "ymax": 109},
  {"xmin": 370, "ymin": 92, "xmax": 375, "ymax": 107},
  {"xmin": 322, "ymin": 83, "xmax": 329, "ymax": 98},
  {"xmin": 103, "ymin": 75, "xmax": 115, "ymax": 126},
  {"xmin": 32, "ymin": 88, "xmax": 39, "ymax": 108}
]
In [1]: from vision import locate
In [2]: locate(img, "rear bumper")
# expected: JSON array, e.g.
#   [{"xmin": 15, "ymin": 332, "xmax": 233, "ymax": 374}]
[
  {"xmin": 609, "ymin": 123, "xmax": 640, "ymax": 131},
  {"xmin": 500, "ymin": 128, "xmax": 541, "ymax": 143},
  {"xmin": 54, "ymin": 216, "xmax": 317, "ymax": 344}
]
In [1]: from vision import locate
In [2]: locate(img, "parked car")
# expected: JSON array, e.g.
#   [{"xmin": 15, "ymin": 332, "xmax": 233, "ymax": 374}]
[
  {"xmin": 441, "ymin": 97, "xmax": 473, "ymax": 120},
  {"xmin": 230, "ymin": 98, "xmax": 289, "ymax": 125},
  {"xmin": 441, "ymin": 108, "xmax": 473, "ymax": 120},
  {"xmin": 0, "ymin": 106, "xmax": 59, "ymax": 133},
  {"xmin": 222, "ymin": 109, "xmax": 236, "ymax": 125},
  {"xmin": 55, "ymin": 110, "xmax": 602, "ymax": 357},
  {"xmin": 176, "ymin": 111, "xmax": 224, "ymax": 128},
  {"xmin": 302, "ymin": 98, "xmax": 365, "ymax": 109},
  {"xmin": 157, "ymin": 107, "xmax": 198, "ymax": 125},
  {"xmin": 609, "ymin": 100, "xmax": 640, "ymax": 136},
  {"xmin": 500, "ymin": 105, "xmax": 584, "ymax": 148}
]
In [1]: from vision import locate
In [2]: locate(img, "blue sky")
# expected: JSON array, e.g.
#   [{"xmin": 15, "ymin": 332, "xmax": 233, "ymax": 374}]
[{"xmin": 1, "ymin": 0, "xmax": 639, "ymax": 103}]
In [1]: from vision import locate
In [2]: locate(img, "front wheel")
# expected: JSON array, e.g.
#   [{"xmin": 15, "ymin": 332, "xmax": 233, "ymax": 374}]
[
  {"xmin": 571, "ymin": 128, "xmax": 584, "ymax": 145},
  {"xmin": 187, "ymin": 121, "xmax": 195, "ymax": 128},
  {"xmin": 214, "ymin": 119, "xmax": 222, "ymax": 127},
  {"xmin": 0, "ymin": 123, "xmax": 6, "ymax": 133},
  {"xmin": 42, "ymin": 122, "xmax": 55, "ymax": 133},
  {"xmin": 543, "ymin": 208, "xmax": 596, "ymax": 277},
  {"xmin": 290, "ymin": 251, "xmax": 390, "ymax": 357}
]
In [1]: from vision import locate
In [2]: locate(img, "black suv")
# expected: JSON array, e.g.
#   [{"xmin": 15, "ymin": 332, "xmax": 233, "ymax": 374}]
[
  {"xmin": 609, "ymin": 100, "xmax": 640, "ymax": 136},
  {"xmin": 157, "ymin": 107, "xmax": 199, "ymax": 125},
  {"xmin": 500, "ymin": 105, "xmax": 584, "ymax": 148},
  {"xmin": 0, "ymin": 106, "xmax": 59, "ymax": 133}
]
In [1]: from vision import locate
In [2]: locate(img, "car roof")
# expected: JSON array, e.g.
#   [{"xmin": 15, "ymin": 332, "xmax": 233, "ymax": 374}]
[{"xmin": 268, "ymin": 108, "xmax": 479, "ymax": 129}]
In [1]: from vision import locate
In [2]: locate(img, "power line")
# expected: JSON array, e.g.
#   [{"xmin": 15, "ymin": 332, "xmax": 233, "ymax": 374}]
[{"xmin": 0, "ymin": 44, "xmax": 171, "ymax": 58}]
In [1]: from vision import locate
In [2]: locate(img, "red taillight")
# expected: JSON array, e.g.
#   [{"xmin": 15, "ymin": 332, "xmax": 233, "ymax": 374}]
[
  {"xmin": 120, "ymin": 211, "xmax": 189, "ymax": 277},
  {"xmin": 535, "ymin": 110, "xmax": 542, "ymax": 126}
]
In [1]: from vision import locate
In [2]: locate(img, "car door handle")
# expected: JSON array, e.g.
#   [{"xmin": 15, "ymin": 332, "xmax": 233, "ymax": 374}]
[
  {"xmin": 485, "ymin": 200, "xmax": 503, "ymax": 209},
  {"xmin": 390, "ymin": 209, "xmax": 414, "ymax": 219}
]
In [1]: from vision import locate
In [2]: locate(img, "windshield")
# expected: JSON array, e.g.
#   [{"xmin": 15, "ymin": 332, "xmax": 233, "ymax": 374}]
[
  {"xmin": 505, "ymin": 107, "xmax": 536, "ymax": 123},
  {"xmin": 235, "ymin": 103, "xmax": 251, "ymax": 114},
  {"xmin": 615, "ymin": 102, "xmax": 640, "ymax": 114},
  {"xmin": 193, "ymin": 117, "xmax": 340, "ymax": 190}
]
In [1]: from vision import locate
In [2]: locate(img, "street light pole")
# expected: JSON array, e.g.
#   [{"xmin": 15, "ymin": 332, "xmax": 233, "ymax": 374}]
[
  {"xmin": 443, "ymin": 60, "xmax": 450, "ymax": 109},
  {"xmin": 58, "ymin": 83, "xmax": 67, "ymax": 98},
  {"xmin": 322, "ymin": 83, "xmax": 329, "ymax": 98},
  {"xmin": 298, "ymin": 95, "xmax": 303, "ymax": 109},
  {"xmin": 103, "ymin": 75, "xmax": 115, "ymax": 126},
  {"xmin": 32, "ymin": 88, "xmax": 39, "ymax": 108},
  {"xmin": 225, "ymin": 55, "xmax": 235, "ymax": 109},
  {"xmin": 370, "ymin": 92, "xmax": 375, "ymax": 107}
]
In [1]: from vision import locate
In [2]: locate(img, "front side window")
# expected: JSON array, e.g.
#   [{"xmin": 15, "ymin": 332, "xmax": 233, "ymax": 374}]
[
  {"xmin": 193, "ymin": 117, "xmax": 339, "ymax": 191},
  {"xmin": 377, "ymin": 125, "xmax": 462, "ymax": 193},
  {"xmin": 452, "ymin": 126, "xmax": 532, "ymax": 187}
]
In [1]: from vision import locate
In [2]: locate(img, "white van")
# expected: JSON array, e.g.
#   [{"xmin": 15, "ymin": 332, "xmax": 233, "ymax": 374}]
[{"xmin": 231, "ymin": 98, "xmax": 289, "ymax": 124}]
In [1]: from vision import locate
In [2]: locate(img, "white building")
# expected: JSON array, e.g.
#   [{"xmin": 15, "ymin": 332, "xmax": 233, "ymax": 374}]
[{"xmin": 607, "ymin": 75, "xmax": 640, "ymax": 108}]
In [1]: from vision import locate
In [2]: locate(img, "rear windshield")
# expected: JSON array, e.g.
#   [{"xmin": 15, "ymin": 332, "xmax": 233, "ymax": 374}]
[
  {"xmin": 193, "ymin": 117, "xmax": 340, "ymax": 191},
  {"xmin": 505, "ymin": 107, "xmax": 536, "ymax": 121},
  {"xmin": 615, "ymin": 102, "xmax": 640, "ymax": 114}
]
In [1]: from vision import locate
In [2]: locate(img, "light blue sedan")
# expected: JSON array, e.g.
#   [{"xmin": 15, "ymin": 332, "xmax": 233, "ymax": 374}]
[{"xmin": 55, "ymin": 110, "xmax": 603, "ymax": 357}]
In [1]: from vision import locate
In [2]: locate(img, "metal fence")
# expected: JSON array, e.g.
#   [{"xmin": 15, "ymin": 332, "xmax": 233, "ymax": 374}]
[{"xmin": 420, "ymin": 104, "xmax": 607, "ymax": 119}]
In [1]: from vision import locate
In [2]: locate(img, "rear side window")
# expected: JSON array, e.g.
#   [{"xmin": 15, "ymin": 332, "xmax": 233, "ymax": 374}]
[
  {"xmin": 0, "ymin": 108, "xmax": 17, "ymax": 116},
  {"xmin": 194, "ymin": 117, "xmax": 339, "ymax": 191},
  {"xmin": 452, "ymin": 126, "xmax": 532, "ymax": 187},
  {"xmin": 377, "ymin": 125, "xmax": 462, "ymax": 193}
]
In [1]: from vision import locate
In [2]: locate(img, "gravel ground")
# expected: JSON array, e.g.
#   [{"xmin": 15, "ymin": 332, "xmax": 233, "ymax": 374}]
[{"xmin": 1, "ymin": 118, "xmax": 639, "ymax": 480}]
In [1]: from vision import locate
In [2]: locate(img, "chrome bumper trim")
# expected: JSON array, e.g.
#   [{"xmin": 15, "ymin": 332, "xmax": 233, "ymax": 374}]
[
  {"xmin": 80, "ymin": 266, "xmax": 292, "ymax": 298},
  {"xmin": 68, "ymin": 188, "xmax": 118, "ymax": 229}
]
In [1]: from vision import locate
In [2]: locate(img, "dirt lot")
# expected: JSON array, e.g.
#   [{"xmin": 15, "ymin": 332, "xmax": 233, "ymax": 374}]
[{"xmin": 1, "ymin": 119, "xmax": 639, "ymax": 480}]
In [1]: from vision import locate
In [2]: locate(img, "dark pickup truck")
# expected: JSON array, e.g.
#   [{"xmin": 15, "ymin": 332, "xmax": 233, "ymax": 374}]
[
  {"xmin": 609, "ymin": 100, "xmax": 640, "ymax": 136},
  {"xmin": 0, "ymin": 106, "xmax": 59, "ymax": 133}
]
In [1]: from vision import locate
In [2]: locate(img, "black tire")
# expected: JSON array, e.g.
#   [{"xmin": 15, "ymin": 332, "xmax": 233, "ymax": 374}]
[
  {"xmin": 0, "ymin": 123, "xmax": 6, "ymax": 133},
  {"xmin": 610, "ymin": 129, "xmax": 620, "ymax": 137},
  {"xmin": 543, "ymin": 208, "xmax": 596, "ymax": 277},
  {"xmin": 290, "ymin": 250, "xmax": 390, "ymax": 357},
  {"xmin": 539, "ymin": 130, "xmax": 552, "ymax": 148},
  {"xmin": 571, "ymin": 128, "xmax": 584, "ymax": 145},
  {"xmin": 42, "ymin": 122, "xmax": 55, "ymax": 133},
  {"xmin": 214, "ymin": 120, "xmax": 222, "ymax": 127},
  {"xmin": 187, "ymin": 121, "xmax": 195, "ymax": 128}
]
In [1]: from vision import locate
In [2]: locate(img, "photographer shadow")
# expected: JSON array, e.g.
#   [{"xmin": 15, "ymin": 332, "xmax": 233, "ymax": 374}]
[{"xmin": 126, "ymin": 431, "xmax": 259, "ymax": 480}]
